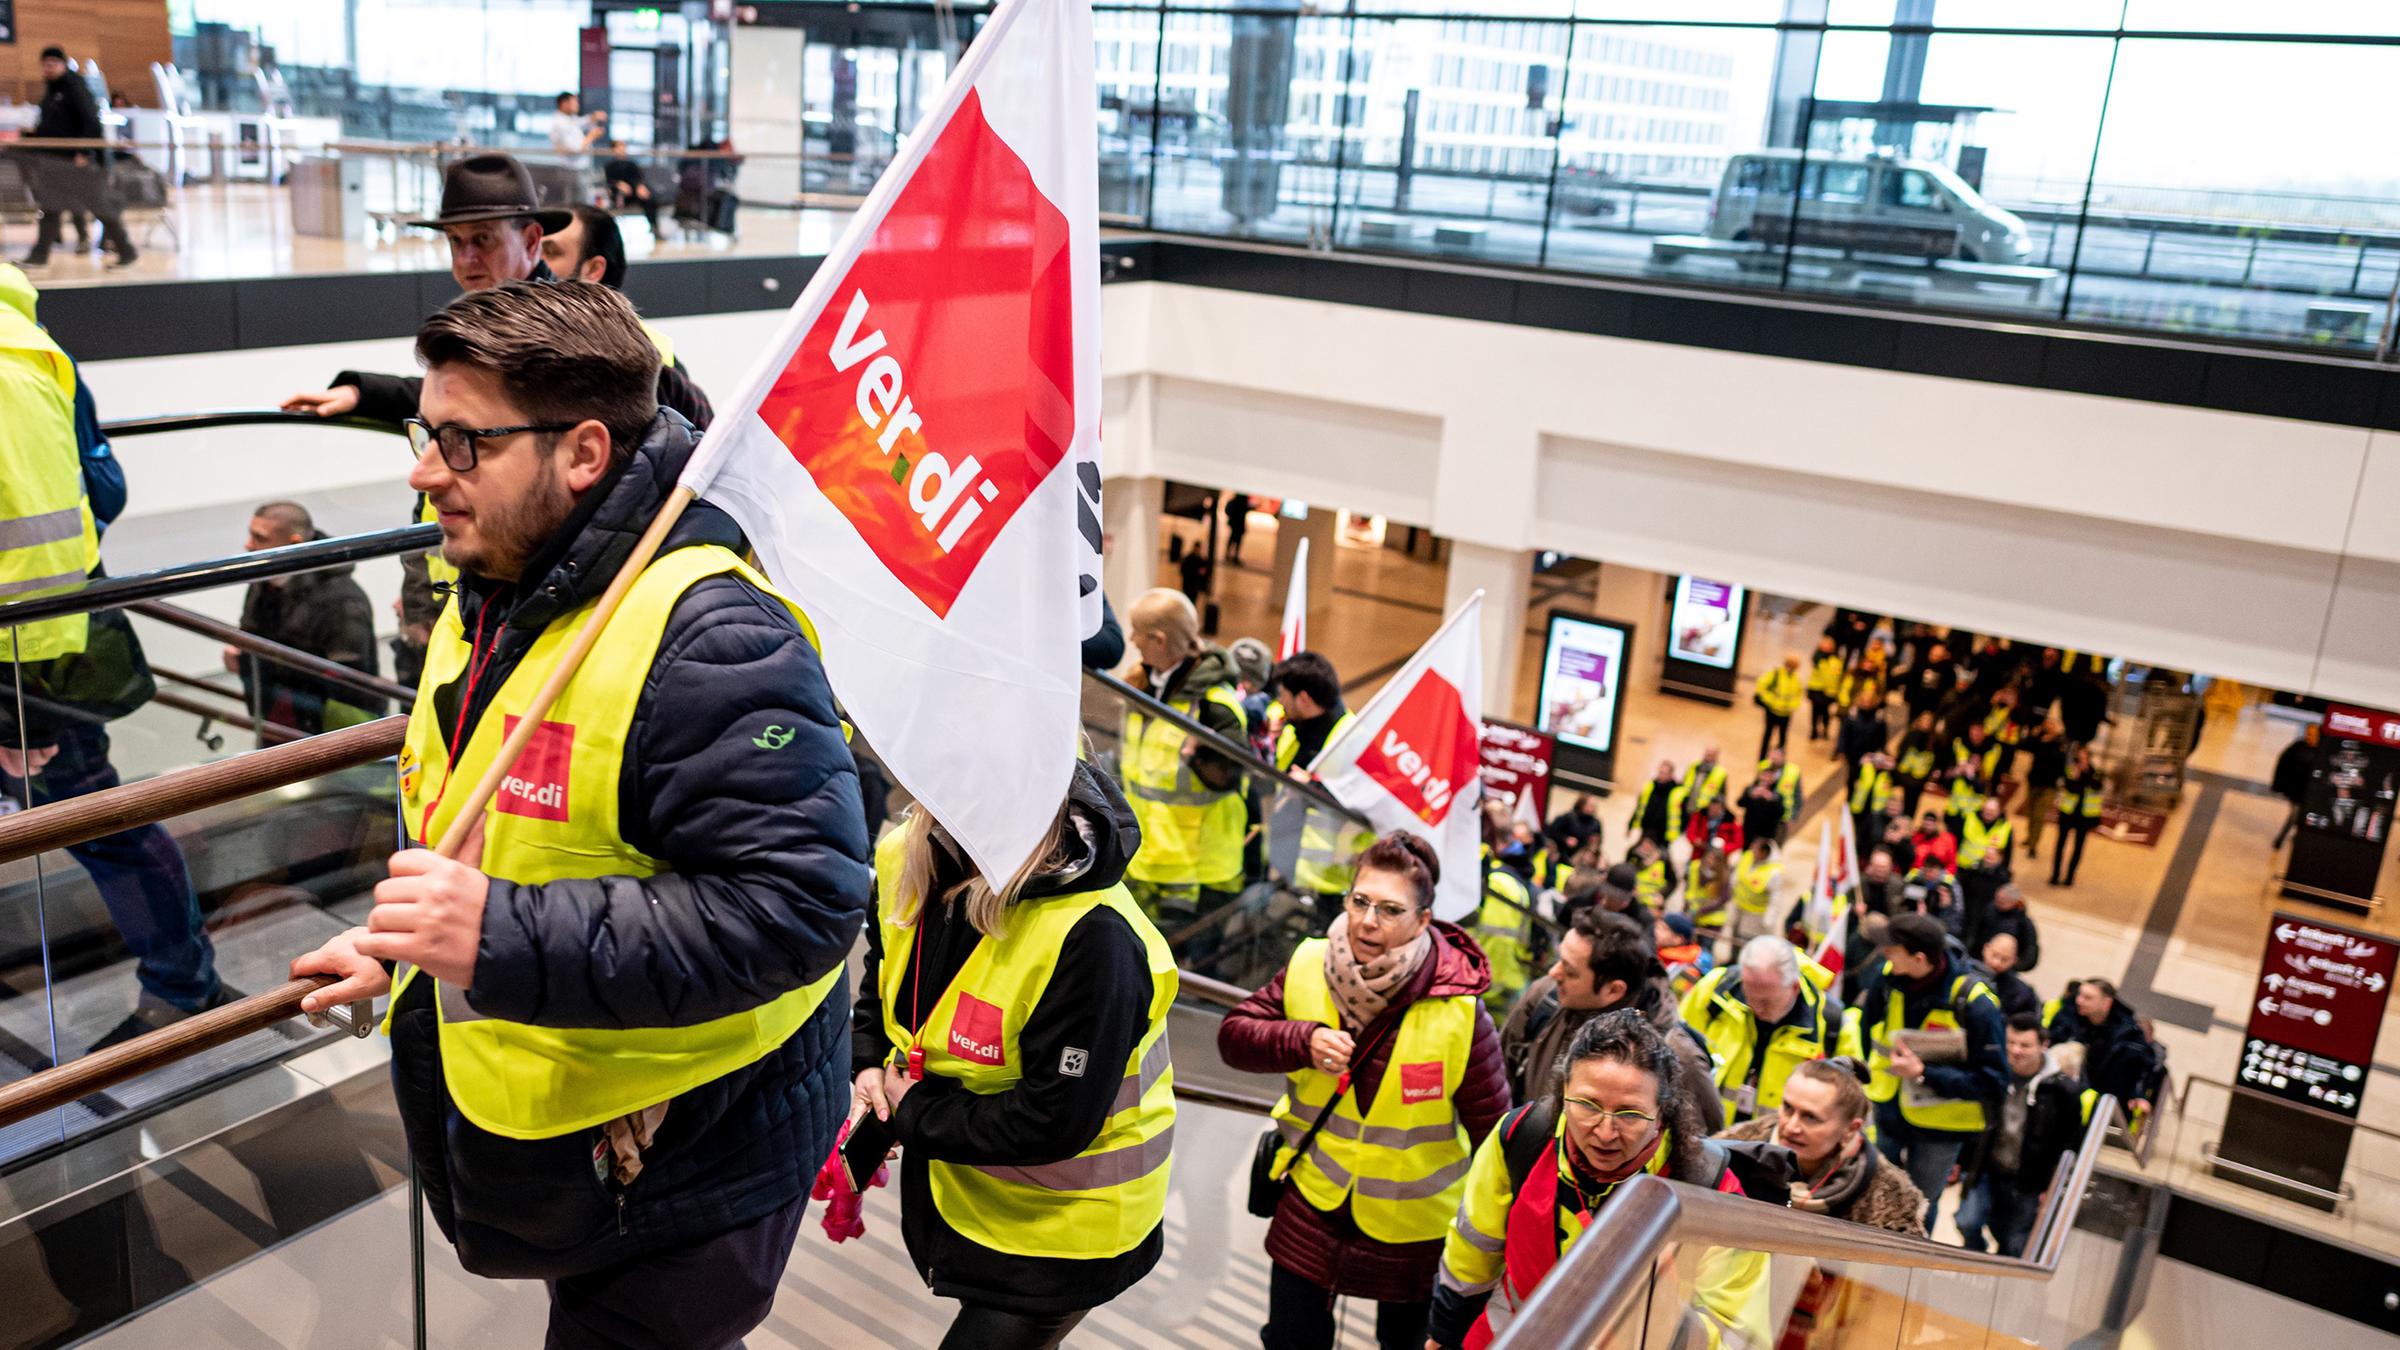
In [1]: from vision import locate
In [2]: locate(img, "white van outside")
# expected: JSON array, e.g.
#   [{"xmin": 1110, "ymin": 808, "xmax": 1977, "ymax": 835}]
[{"xmin": 1703, "ymin": 151, "xmax": 2033, "ymax": 266}]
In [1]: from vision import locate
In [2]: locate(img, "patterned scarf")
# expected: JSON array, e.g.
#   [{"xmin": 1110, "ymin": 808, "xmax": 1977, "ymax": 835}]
[{"xmin": 1323, "ymin": 913, "xmax": 1433, "ymax": 1032}]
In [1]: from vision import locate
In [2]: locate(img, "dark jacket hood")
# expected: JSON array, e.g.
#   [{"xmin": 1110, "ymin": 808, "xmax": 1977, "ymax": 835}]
[
  {"xmin": 458, "ymin": 408, "xmax": 742, "ymax": 630},
  {"xmin": 1138, "ymin": 645, "xmax": 1240, "ymax": 702},
  {"xmin": 1020, "ymin": 760, "xmax": 1141, "ymax": 900}
]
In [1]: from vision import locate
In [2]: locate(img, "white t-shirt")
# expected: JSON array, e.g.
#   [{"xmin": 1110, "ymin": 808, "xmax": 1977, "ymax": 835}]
[{"xmin": 550, "ymin": 113, "xmax": 590, "ymax": 167}]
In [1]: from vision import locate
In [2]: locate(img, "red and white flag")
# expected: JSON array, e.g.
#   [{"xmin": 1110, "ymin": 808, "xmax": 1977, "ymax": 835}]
[
  {"xmin": 1810, "ymin": 819, "xmax": 1852, "ymax": 976},
  {"xmin": 1278, "ymin": 536, "xmax": 1309, "ymax": 660},
  {"xmin": 1312, "ymin": 594, "xmax": 1485, "ymax": 920},
  {"xmin": 677, "ymin": 0, "xmax": 1101, "ymax": 884}
]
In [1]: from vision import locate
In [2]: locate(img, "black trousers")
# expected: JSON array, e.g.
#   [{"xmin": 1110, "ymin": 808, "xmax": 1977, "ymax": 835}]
[
  {"xmin": 1759, "ymin": 710, "xmax": 1790, "ymax": 757},
  {"xmin": 940, "ymin": 1306, "xmax": 1088, "ymax": 1350},
  {"xmin": 1807, "ymin": 691, "xmax": 1834, "ymax": 738},
  {"xmin": 2050, "ymin": 822, "xmax": 2092, "ymax": 886},
  {"xmin": 543, "ymin": 1194, "xmax": 807, "ymax": 1350},
  {"xmin": 25, "ymin": 157, "xmax": 128, "ymax": 258},
  {"xmin": 1263, "ymin": 1262, "xmax": 1428, "ymax": 1350}
]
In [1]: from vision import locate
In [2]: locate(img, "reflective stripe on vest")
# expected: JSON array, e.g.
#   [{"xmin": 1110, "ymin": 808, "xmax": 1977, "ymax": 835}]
[
  {"xmin": 0, "ymin": 324, "xmax": 97, "ymax": 661},
  {"xmin": 1850, "ymin": 768, "xmax": 1892, "ymax": 815},
  {"xmin": 1808, "ymin": 654, "xmax": 1844, "ymax": 696},
  {"xmin": 1274, "ymin": 939, "xmax": 1476, "ymax": 1243},
  {"xmin": 392, "ymin": 544, "xmax": 836, "ymax": 1140},
  {"xmin": 1896, "ymin": 741, "xmax": 1936, "ymax": 780},
  {"xmin": 874, "ymin": 833, "xmax": 1177, "ymax": 1260},
  {"xmin": 1123, "ymin": 683, "xmax": 1248, "ymax": 888},
  {"xmin": 1865, "ymin": 974, "xmax": 1996, "ymax": 1132},
  {"xmin": 1684, "ymin": 762, "xmax": 1728, "ymax": 810}
]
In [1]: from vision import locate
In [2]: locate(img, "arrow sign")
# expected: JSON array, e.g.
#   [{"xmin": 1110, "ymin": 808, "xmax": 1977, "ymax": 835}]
[
  {"xmin": 2277, "ymin": 923, "xmax": 2298, "ymax": 942},
  {"xmin": 2371, "ymin": 973, "xmax": 2388, "ymax": 993},
  {"xmin": 2266, "ymin": 973, "xmax": 2286, "ymax": 990},
  {"xmin": 2259, "ymin": 997, "xmax": 2279, "ymax": 1015}
]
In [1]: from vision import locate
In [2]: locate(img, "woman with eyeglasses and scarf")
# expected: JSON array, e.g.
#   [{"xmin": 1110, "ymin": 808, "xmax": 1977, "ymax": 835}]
[
  {"xmin": 1428, "ymin": 1010, "xmax": 1769, "ymax": 1349},
  {"xmin": 1218, "ymin": 832, "xmax": 1510, "ymax": 1350}
]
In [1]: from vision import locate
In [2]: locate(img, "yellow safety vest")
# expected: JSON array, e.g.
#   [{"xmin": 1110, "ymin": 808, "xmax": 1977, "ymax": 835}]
[
  {"xmin": 1959, "ymin": 814, "xmax": 2013, "ymax": 869},
  {"xmin": 1807, "ymin": 653, "xmax": 1845, "ymax": 696},
  {"xmin": 1123, "ymin": 681, "xmax": 1249, "ymax": 889},
  {"xmin": 1679, "ymin": 965, "xmax": 1848, "ymax": 1120},
  {"xmin": 1895, "ymin": 737, "xmax": 1937, "ymax": 781},
  {"xmin": 872, "ymin": 834, "xmax": 1177, "ymax": 1260},
  {"xmin": 391, "ymin": 544, "xmax": 838, "ymax": 1139},
  {"xmin": 1475, "ymin": 867, "xmax": 1535, "ymax": 1010},
  {"xmin": 1946, "ymin": 777, "xmax": 1986, "ymax": 820},
  {"xmin": 1756, "ymin": 667, "xmax": 1802, "ymax": 717},
  {"xmin": 1731, "ymin": 854, "xmax": 1780, "ymax": 916},
  {"xmin": 1952, "ymin": 736, "xmax": 2002, "ymax": 781},
  {"xmin": 1633, "ymin": 857, "xmax": 1670, "ymax": 905},
  {"xmin": 1273, "ymin": 939, "xmax": 1476, "ymax": 1244},
  {"xmin": 1849, "ymin": 766, "xmax": 1892, "ymax": 815},
  {"xmin": 1276, "ymin": 712, "xmax": 1371, "ymax": 896},
  {"xmin": 0, "ymin": 282, "xmax": 98, "ymax": 663},
  {"xmin": 1757, "ymin": 760, "xmax": 1800, "ymax": 821},
  {"xmin": 1633, "ymin": 780, "xmax": 1687, "ymax": 839},
  {"xmin": 1865, "ymin": 973, "xmax": 1999, "ymax": 1133},
  {"xmin": 2058, "ymin": 779, "xmax": 2104, "ymax": 820},
  {"xmin": 1683, "ymin": 761, "xmax": 1729, "ymax": 811}
]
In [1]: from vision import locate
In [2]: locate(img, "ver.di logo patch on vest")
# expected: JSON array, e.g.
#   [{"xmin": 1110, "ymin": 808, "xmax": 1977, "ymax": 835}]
[
  {"xmin": 1399, "ymin": 1061, "xmax": 1445, "ymax": 1105},
  {"xmin": 494, "ymin": 716, "xmax": 575, "ymax": 822},
  {"xmin": 949, "ymin": 992, "xmax": 1007, "ymax": 1067}
]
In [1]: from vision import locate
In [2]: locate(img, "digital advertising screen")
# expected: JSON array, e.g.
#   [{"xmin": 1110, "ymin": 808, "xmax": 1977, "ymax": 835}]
[
  {"xmin": 1538, "ymin": 613, "xmax": 1630, "ymax": 755},
  {"xmin": 1667, "ymin": 576, "xmax": 1747, "ymax": 670}
]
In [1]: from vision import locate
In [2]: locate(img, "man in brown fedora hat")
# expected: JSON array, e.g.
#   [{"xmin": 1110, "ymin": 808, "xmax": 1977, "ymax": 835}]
[{"xmin": 279, "ymin": 151, "xmax": 711, "ymax": 683}]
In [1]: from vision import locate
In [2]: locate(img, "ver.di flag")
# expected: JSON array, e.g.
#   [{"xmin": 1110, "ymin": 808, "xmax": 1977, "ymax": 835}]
[
  {"xmin": 1279, "ymin": 536, "xmax": 1309, "ymax": 660},
  {"xmin": 1311, "ymin": 593, "xmax": 1485, "ymax": 920},
  {"xmin": 675, "ymin": 0, "xmax": 1101, "ymax": 884}
]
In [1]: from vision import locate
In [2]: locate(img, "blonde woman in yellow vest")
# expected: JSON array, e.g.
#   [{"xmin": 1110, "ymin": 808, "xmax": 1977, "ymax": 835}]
[
  {"xmin": 1218, "ymin": 832, "xmax": 1511, "ymax": 1350},
  {"xmin": 289, "ymin": 283, "xmax": 867, "ymax": 1347},
  {"xmin": 852, "ymin": 761, "xmax": 1175, "ymax": 1349},
  {"xmin": 1117, "ymin": 588, "xmax": 1251, "ymax": 949}
]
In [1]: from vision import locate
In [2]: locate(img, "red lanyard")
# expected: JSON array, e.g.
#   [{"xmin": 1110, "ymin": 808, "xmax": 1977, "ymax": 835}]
[
  {"xmin": 416, "ymin": 599, "xmax": 506, "ymax": 844},
  {"xmin": 898, "ymin": 914, "xmax": 988, "ymax": 1081}
]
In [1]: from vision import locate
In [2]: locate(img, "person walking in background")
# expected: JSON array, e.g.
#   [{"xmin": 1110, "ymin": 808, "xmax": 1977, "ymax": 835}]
[
  {"xmin": 1219, "ymin": 833, "xmax": 1507, "ymax": 1350},
  {"xmin": 230, "ymin": 501, "xmax": 385, "ymax": 735},
  {"xmin": 1956, "ymin": 1015, "xmax": 2090, "ymax": 1257},
  {"xmin": 548, "ymin": 91, "xmax": 608, "ymax": 200},
  {"xmin": 1682, "ymin": 744, "xmax": 1730, "ymax": 814},
  {"xmin": 2272, "ymin": 723, "xmax": 2319, "ymax": 849},
  {"xmin": 2018, "ymin": 715, "xmax": 2067, "ymax": 862},
  {"xmin": 1726, "ymin": 835, "xmax": 1783, "ymax": 951},
  {"xmin": 1806, "ymin": 636, "xmax": 1845, "ymax": 742},
  {"xmin": 1738, "ymin": 767, "xmax": 1787, "ymax": 850},
  {"xmin": 1754, "ymin": 745, "xmax": 1800, "ymax": 838},
  {"xmin": 17, "ymin": 47, "xmax": 135, "ymax": 269},
  {"xmin": 1627, "ymin": 760, "xmax": 1685, "ymax": 847},
  {"xmin": 852, "ymin": 765, "xmax": 1174, "ymax": 1349},
  {"xmin": 1892, "ymin": 710, "xmax": 1940, "ymax": 818},
  {"xmin": 1837, "ymin": 685, "xmax": 1890, "ymax": 788},
  {"xmin": 1, "ymin": 264, "xmax": 218, "ymax": 1046},
  {"xmin": 2050, "ymin": 746, "xmax": 2103, "ymax": 887},
  {"xmin": 1222, "ymin": 492, "xmax": 1252, "ymax": 564},
  {"xmin": 1755, "ymin": 654, "xmax": 1803, "ymax": 758},
  {"xmin": 1861, "ymin": 913, "xmax": 2008, "ymax": 1231}
]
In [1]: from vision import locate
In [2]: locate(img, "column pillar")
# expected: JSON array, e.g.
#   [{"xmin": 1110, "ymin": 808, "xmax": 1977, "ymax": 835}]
[
  {"xmin": 1444, "ymin": 542, "xmax": 1531, "ymax": 719},
  {"xmin": 1592, "ymin": 562, "xmax": 1666, "ymax": 684},
  {"xmin": 1269, "ymin": 506, "xmax": 1337, "ymax": 653},
  {"xmin": 1103, "ymin": 475, "xmax": 1163, "ymax": 614}
]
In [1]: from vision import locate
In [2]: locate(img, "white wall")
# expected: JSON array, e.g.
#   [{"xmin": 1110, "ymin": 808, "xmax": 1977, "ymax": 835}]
[{"xmin": 82, "ymin": 282, "xmax": 2399, "ymax": 707}]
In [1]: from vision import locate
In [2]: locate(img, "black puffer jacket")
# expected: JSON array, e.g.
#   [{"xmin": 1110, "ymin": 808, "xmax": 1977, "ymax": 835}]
[
  {"xmin": 852, "ymin": 761, "xmax": 1162, "ymax": 1316},
  {"xmin": 388, "ymin": 408, "xmax": 872, "ymax": 1279}
]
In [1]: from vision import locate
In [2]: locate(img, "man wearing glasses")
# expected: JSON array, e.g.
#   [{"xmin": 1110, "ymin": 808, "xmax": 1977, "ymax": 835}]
[
  {"xmin": 279, "ymin": 153, "xmax": 712, "ymax": 682},
  {"xmin": 287, "ymin": 281, "xmax": 868, "ymax": 1346}
]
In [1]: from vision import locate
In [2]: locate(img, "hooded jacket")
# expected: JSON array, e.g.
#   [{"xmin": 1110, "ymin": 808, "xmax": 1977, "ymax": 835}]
[
  {"xmin": 2047, "ymin": 986, "xmax": 2157, "ymax": 1107},
  {"xmin": 1719, "ymin": 1115, "xmax": 1927, "ymax": 1236},
  {"xmin": 387, "ymin": 408, "xmax": 871, "ymax": 1279},
  {"xmin": 1220, "ymin": 920, "xmax": 1510, "ymax": 1303},
  {"xmin": 848, "ymin": 761, "xmax": 1164, "ymax": 1316},
  {"xmin": 1961, "ymin": 1048, "xmax": 2088, "ymax": 1194}
]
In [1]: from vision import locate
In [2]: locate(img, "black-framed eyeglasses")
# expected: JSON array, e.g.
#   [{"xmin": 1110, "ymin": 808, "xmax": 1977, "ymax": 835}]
[{"xmin": 405, "ymin": 417, "xmax": 574, "ymax": 473}]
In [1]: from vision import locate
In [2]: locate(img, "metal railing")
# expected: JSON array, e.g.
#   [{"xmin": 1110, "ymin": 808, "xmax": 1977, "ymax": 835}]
[{"xmin": 1498, "ymin": 1093, "xmax": 2128, "ymax": 1347}]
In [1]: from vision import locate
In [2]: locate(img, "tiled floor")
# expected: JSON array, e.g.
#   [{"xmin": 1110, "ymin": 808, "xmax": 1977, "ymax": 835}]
[{"xmin": 1161, "ymin": 507, "xmax": 2400, "ymax": 1257}]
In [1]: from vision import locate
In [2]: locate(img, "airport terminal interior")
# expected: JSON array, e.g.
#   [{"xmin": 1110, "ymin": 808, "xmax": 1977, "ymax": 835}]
[{"xmin": 7, "ymin": 1, "xmax": 2400, "ymax": 1347}]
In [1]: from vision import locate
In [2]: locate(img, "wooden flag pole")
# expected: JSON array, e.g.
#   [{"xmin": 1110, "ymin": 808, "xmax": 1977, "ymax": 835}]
[{"xmin": 429, "ymin": 485, "xmax": 697, "ymax": 859}]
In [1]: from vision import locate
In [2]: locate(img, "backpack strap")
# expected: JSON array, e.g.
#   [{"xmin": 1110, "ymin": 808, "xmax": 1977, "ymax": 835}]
[{"xmin": 1502, "ymin": 1099, "xmax": 1559, "ymax": 1193}]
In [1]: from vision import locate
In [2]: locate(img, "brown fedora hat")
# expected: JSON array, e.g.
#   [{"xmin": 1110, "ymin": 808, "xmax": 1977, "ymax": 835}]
[{"xmin": 407, "ymin": 153, "xmax": 573, "ymax": 231}]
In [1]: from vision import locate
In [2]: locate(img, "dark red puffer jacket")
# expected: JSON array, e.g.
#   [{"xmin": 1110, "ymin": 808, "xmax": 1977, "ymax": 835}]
[{"xmin": 1218, "ymin": 920, "xmax": 1512, "ymax": 1303}]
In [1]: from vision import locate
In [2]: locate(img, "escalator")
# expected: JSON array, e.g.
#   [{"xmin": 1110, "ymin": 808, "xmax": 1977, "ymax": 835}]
[{"xmin": 0, "ymin": 411, "xmax": 2211, "ymax": 1348}]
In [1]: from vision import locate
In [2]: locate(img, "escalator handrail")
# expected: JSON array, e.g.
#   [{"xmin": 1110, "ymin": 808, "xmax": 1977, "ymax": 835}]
[
  {"xmin": 0, "ymin": 715, "xmax": 404, "ymax": 868},
  {"xmin": 99, "ymin": 409, "xmax": 409, "ymax": 440},
  {"xmin": 132, "ymin": 599, "xmax": 417, "ymax": 707},
  {"xmin": 0, "ymin": 525, "xmax": 441, "ymax": 629},
  {"xmin": 1084, "ymin": 667, "xmax": 1365, "ymax": 824},
  {"xmin": 1497, "ymin": 1093, "xmax": 2126, "ymax": 1348}
]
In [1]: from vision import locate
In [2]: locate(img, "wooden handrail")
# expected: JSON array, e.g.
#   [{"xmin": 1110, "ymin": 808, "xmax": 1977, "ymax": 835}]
[
  {"xmin": 0, "ymin": 716, "xmax": 403, "ymax": 865},
  {"xmin": 0, "ymin": 979, "xmax": 331, "ymax": 1131}
]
